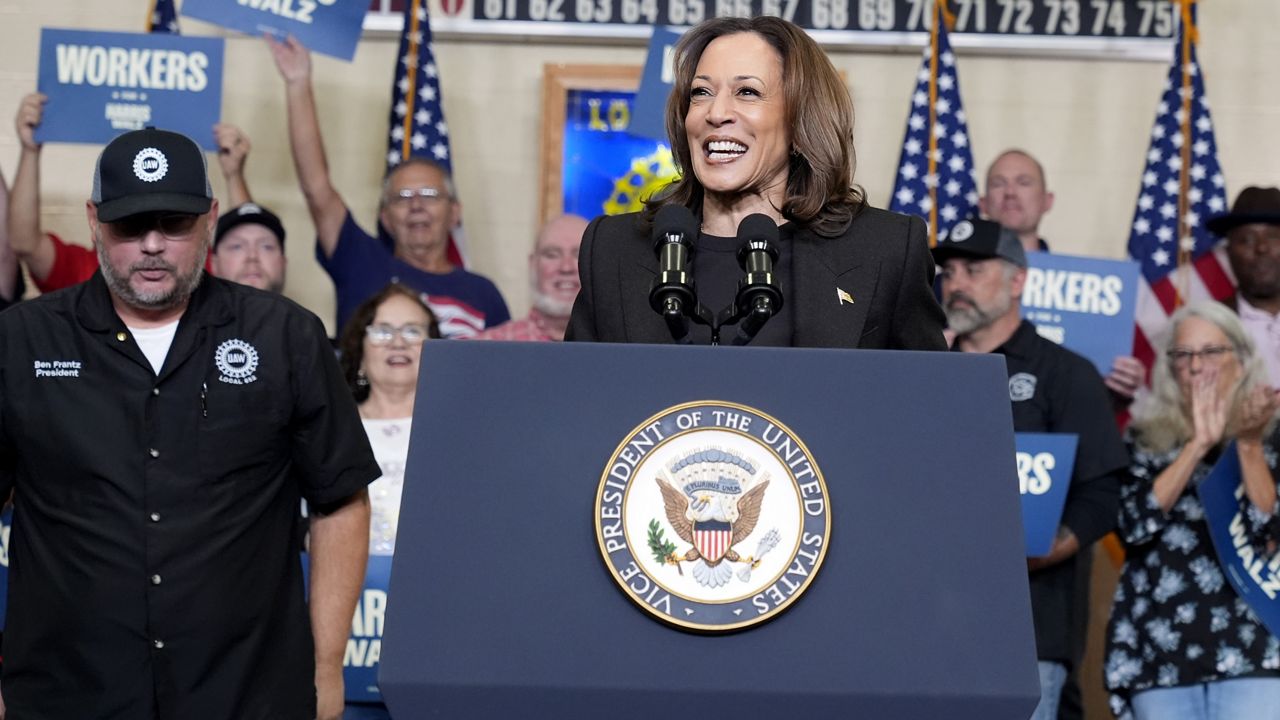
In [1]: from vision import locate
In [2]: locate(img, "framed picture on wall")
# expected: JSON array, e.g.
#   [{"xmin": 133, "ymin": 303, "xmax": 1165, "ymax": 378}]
[{"xmin": 539, "ymin": 64, "xmax": 679, "ymax": 226}]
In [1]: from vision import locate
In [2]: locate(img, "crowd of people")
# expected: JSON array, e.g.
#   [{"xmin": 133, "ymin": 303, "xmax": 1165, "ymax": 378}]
[{"xmin": 0, "ymin": 13, "xmax": 1276, "ymax": 720}]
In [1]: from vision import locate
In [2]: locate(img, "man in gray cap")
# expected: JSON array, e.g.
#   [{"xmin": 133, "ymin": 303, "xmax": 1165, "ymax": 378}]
[
  {"xmin": 933, "ymin": 217, "xmax": 1127, "ymax": 720},
  {"xmin": 1207, "ymin": 186, "xmax": 1280, "ymax": 387},
  {"xmin": 0, "ymin": 127, "xmax": 378, "ymax": 720}
]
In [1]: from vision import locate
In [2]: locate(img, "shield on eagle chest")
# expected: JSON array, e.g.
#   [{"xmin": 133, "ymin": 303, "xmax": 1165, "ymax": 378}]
[{"xmin": 693, "ymin": 520, "xmax": 733, "ymax": 563}]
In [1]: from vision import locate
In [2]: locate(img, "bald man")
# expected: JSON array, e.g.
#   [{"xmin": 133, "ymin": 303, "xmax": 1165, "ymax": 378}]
[{"xmin": 475, "ymin": 214, "xmax": 588, "ymax": 342}]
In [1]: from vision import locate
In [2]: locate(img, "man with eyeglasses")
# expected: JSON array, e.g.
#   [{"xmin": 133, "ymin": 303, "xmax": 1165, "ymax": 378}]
[
  {"xmin": 7, "ymin": 92, "xmax": 263, "ymax": 294},
  {"xmin": 268, "ymin": 36, "xmax": 509, "ymax": 338},
  {"xmin": 1207, "ymin": 186, "xmax": 1280, "ymax": 388},
  {"xmin": 475, "ymin": 214, "xmax": 588, "ymax": 342},
  {"xmin": 933, "ymin": 217, "xmax": 1128, "ymax": 720},
  {"xmin": 0, "ymin": 128, "xmax": 379, "ymax": 720}
]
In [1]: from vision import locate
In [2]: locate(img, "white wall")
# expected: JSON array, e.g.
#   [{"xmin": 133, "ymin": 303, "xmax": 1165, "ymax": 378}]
[{"xmin": 1, "ymin": 0, "xmax": 1276, "ymax": 334}]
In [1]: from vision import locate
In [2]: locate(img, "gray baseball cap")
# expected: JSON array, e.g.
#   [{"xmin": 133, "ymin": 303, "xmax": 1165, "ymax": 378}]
[{"xmin": 931, "ymin": 217, "xmax": 1027, "ymax": 268}]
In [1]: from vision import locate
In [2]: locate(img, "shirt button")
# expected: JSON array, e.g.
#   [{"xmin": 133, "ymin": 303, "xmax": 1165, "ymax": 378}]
[
  {"xmin": 149, "ymin": 448, "xmax": 160, "ymax": 459},
  {"xmin": 150, "ymin": 512, "xmax": 161, "ymax": 523},
  {"xmin": 116, "ymin": 331, "xmax": 127, "ymax": 342},
  {"xmin": 152, "ymin": 387, "xmax": 160, "ymax": 396},
  {"xmin": 151, "ymin": 574, "xmax": 162, "ymax": 585},
  {"xmin": 153, "ymin": 639, "xmax": 164, "ymax": 649}
]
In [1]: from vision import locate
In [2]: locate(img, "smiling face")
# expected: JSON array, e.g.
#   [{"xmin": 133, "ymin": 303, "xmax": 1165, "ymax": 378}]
[
  {"xmin": 530, "ymin": 215, "xmax": 587, "ymax": 318},
  {"xmin": 362, "ymin": 292, "xmax": 435, "ymax": 394},
  {"xmin": 378, "ymin": 162, "xmax": 460, "ymax": 269},
  {"xmin": 683, "ymin": 32, "xmax": 790, "ymax": 208}
]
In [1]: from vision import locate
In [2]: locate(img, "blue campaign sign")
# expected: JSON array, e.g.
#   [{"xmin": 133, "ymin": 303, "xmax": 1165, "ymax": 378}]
[
  {"xmin": 1015, "ymin": 433, "xmax": 1077, "ymax": 557},
  {"xmin": 1022, "ymin": 251, "xmax": 1140, "ymax": 377},
  {"xmin": 36, "ymin": 28, "xmax": 225, "ymax": 151},
  {"xmin": 182, "ymin": 0, "xmax": 367, "ymax": 61},
  {"xmin": 629, "ymin": 26, "xmax": 682, "ymax": 142},
  {"xmin": 1198, "ymin": 442, "xmax": 1280, "ymax": 641}
]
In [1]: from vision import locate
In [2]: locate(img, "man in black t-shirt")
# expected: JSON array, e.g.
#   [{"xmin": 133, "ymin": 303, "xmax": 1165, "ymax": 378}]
[{"xmin": 933, "ymin": 217, "xmax": 1128, "ymax": 720}]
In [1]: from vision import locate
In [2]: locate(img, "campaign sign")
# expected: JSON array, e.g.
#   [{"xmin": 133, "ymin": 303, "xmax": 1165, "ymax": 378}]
[
  {"xmin": 1016, "ymin": 433, "xmax": 1077, "ymax": 557},
  {"xmin": 182, "ymin": 0, "xmax": 367, "ymax": 61},
  {"xmin": 36, "ymin": 29, "xmax": 225, "ymax": 150},
  {"xmin": 628, "ymin": 26, "xmax": 682, "ymax": 142},
  {"xmin": 1198, "ymin": 442, "xmax": 1280, "ymax": 641},
  {"xmin": 1022, "ymin": 251, "xmax": 1140, "ymax": 377}
]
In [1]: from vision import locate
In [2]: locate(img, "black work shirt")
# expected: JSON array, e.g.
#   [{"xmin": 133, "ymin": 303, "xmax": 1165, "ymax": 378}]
[
  {"xmin": 990, "ymin": 320, "xmax": 1128, "ymax": 666},
  {"xmin": 0, "ymin": 273, "xmax": 380, "ymax": 719},
  {"xmin": 689, "ymin": 225, "xmax": 794, "ymax": 346}
]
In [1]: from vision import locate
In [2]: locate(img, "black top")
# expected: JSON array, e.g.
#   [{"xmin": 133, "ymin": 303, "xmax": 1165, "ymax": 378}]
[
  {"xmin": 0, "ymin": 273, "xmax": 380, "ymax": 719},
  {"xmin": 566, "ymin": 207, "xmax": 947, "ymax": 351},
  {"xmin": 688, "ymin": 225, "xmax": 794, "ymax": 346},
  {"xmin": 1105, "ymin": 430, "xmax": 1280, "ymax": 716},
  {"xmin": 982, "ymin": 319, "xmax": 1129, "ymax": 665},
  {"xmin": 0, "ymin": 270, "xmax": 25, "ymax": 313}
]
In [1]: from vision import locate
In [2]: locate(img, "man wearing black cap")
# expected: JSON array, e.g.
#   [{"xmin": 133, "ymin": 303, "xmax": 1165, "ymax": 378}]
[
  {"xmin": 933, "ymin": 217, "xmax": 1127, "ymax": 720},
  {"xmin": 213, "ymin": 202, "xmax": 288, "ymax": 294},
  {"xmin": 0, "ymin": 128, "xmax": 378, "ymax": 720},
  {"xmin": 1207, "ymin": 186, "xmax": 1280, "ymax": 388}
]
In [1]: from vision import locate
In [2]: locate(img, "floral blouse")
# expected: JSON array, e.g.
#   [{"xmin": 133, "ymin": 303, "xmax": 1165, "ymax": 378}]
[{"xmin": 1105, "ymin": 430, "xmax": 1280, "ymax": 719}]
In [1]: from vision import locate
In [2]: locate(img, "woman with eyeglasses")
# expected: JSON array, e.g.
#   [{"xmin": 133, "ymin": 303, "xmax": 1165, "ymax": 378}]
[
  {"xmin": 337, "ymin": 284, "xmax": 440, "ymax": 556},
  {"xmin": 1104, "ymin": 300, "xmax": 1280, "ymax": 719}
]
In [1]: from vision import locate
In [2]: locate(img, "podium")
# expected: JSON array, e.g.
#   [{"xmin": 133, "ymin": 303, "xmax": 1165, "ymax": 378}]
[{"xmin": 379, "ymin": 342, "xmax": 1038, "ymax": 719}]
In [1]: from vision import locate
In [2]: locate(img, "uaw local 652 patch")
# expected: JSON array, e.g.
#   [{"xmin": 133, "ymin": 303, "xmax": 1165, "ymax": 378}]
[{"xmin": 595, "ymin": 401, "xmax": 830, "ymax": 632}]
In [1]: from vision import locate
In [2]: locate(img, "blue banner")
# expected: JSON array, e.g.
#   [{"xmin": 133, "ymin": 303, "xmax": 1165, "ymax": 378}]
[
  {"xmin": 1198, "ymin": 442, "xmax": 1280, "ymax": 641},
  {"xmin": 1015, "ymin": 433, "xmax": 1077, "ymax": 557},
  {"xmin": 562, "ymin": 88, "xmax": 677, "ymax": 218},
  {"xmin": 36, "ymin": 28, "xmax": 225, "ymax": 151},
  {"xmin": 628, "ymin": 26, "xmax": 681, "ymax": 143},
  {"xmin": 0, "ymin": 505, "xmax": 10, "ymax": 630},
  {"xmin": 182, "ymin": 0, "xmax": 367, "ymax": 61},
  {"xmin": 1022, "ymin": 251, "xmax": 1140, "ymax": 377}
]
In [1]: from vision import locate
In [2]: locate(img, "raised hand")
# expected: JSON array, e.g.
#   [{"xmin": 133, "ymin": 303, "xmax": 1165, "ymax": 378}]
[
  {"xmin": 1188, "ymin": 367, "xmax": 1228, "ymax": 455},
  {"xmin": 15, "ymin": 93, "xmax": 47, "ymax": 151},
  {"xmin": 266, "ymin": 34, "xmax": 311, "ymax": 85}
]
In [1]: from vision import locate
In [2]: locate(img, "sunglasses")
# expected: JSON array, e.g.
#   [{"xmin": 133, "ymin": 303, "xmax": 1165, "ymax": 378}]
[{"xmin": 107, "ymin": 212, "xmax": 202, "ymax": 239}]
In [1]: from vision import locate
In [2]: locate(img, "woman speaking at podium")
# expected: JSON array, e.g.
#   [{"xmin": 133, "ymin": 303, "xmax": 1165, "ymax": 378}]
[{"xmin": 566, "ymin": 15, "xmax": 946, "ymax": 350}]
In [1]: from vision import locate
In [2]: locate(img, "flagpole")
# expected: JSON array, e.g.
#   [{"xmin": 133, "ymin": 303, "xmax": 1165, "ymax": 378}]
[
  {"xmin": 1174, "ymin": 0, "xmax": 1198, "ymax": 307},
  {"xmin": 400, "ymin": 0, "xmax": 425, "ymax": 163},
  {"xmin": 925, "ymin": 1, "xmax": 941, "ymax": 247}
]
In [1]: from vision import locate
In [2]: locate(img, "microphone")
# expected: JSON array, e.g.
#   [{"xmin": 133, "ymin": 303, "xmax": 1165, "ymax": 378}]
[
  {"xmin": 730, "ymin": 214, "xmax": 783, "ymax": 346},
  {"xmin": 648, "ymin": 205, "xmax": 700, "ymax": 342}
]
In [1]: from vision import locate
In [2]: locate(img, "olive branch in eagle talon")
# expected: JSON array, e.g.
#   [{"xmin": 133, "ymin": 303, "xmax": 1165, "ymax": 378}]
[{"xmin": 647, "ymin": 519, "xmax": 683, "ymax": 575}]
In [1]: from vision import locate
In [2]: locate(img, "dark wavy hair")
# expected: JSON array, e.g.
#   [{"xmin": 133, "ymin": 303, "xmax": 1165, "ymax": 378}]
[
  {"xmin": 645, "ymin": 16, "xmax": 865, "ymax": 237},
  {"xmin": 337, "ymin": 283, "xmax": 441, "ymax": 403}
]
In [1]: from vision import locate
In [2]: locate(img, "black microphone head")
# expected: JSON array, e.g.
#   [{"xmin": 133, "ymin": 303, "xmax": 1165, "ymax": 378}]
[
  {"xmin": 652, "ymin": 205, "xmax": 699, "ymax": 248},
  {"xmin": 736, "ymin": 213, "xmax": 780, "ymax": 245}
]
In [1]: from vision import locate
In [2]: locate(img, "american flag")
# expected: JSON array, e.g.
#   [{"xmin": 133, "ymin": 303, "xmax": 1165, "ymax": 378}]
[
  {"xmin": 386, "ymin": 0, "xmax": 466, "ymax": 266},
  {"xmin": 1127, "ymin": 5, "xmax": 1234, "ymax": 369},
  {"xmin": 148, "ymin": 0, "xmax": 179, "ymax": 33},
  {"xmin": 889, "ymin": 5, "xmax": 977, "ymax": 245}
]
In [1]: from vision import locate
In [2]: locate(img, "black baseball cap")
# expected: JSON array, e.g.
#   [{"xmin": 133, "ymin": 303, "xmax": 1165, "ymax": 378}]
[
  {"xmin": 931, "ymin": 217, "xmax": 1028, "ymax": 269},
  {"xmin": 215, "ymin": 203, "xmax": 287, "ymax": 252},
  {"xmin": 91, "ymin": 128, "xmax": 213, "ymax": 222}
]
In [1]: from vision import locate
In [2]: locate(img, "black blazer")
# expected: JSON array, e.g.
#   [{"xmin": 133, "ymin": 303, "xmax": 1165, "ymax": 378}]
[{"xmin": 566, "ymin": 207, "xmax": 947, "ymax": 350}]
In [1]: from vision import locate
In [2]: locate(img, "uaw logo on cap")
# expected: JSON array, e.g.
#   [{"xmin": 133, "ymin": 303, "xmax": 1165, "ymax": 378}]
[
  {"xmin": 949, "ymin": 220, "xmax": 975, "ymax": 242},
  {"xmin": 214, "ymin": 338, "xmax": 259, "ymax": 385},
  {"xmin": 595, "ymin": 401, "xmax": 830, "ymax": 632},
  {"xmin": 132, "ymin": 148, "xmax": 169, "ymax": 183}
]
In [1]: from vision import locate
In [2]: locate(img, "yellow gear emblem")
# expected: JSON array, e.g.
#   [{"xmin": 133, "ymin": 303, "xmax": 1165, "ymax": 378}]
[{"xmin": 603, "ymin": 147, "xmax": 680, "ymax": 216}]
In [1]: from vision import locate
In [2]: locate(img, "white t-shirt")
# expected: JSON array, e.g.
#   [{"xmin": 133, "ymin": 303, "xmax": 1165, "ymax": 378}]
[
  {"xmin": 363, "ymin": 417, "xmax": 412, "ymax": 556},
  {"xmin": 128, "ymin": 320, "xmax": 181, "ymax": 375}
]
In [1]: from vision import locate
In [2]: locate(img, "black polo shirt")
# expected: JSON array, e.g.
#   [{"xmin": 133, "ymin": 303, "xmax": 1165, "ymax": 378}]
[
  {"xmin": 0, "ymin": 273, "xmax": 380, "ymax": 719},
  {"xmin": 985, "ymin": 319, "xmax": 1128, "ymax": 666}
]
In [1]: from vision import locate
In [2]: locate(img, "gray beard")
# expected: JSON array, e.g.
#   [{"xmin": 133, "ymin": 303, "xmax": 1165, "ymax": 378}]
[
  {"xmin": 97, "ymin": 242, "xmax": 205, "ymax": 312},
  {"xmin": 945, "ymin": 291, "xmax": 1012, "ymax": 336},
  {"xmin": 532, "ymin": 291, "xmax": 574, "ymax": 319}
]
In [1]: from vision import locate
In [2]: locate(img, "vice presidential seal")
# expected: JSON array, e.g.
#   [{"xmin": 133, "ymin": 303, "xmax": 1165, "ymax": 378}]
[{"xmin": 595, "ymin": 401, "xmax": 830, "ymax": 632}]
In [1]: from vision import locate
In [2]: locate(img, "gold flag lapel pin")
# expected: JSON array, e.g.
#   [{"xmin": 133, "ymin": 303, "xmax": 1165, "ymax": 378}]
[{"xmin": 837, "ymin": 288, "xmax": 854, "ymax": 305}]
